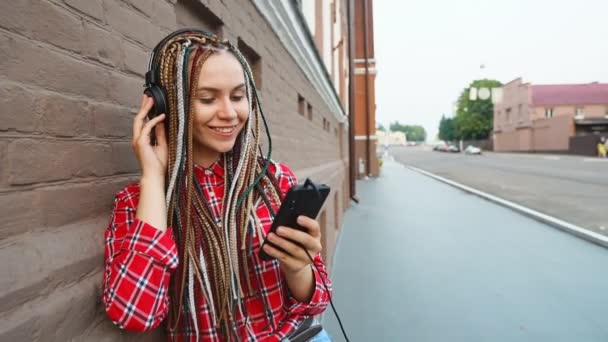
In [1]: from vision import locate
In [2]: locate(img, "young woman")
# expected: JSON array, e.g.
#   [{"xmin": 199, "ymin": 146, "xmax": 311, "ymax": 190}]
[{"xmin": 102, "ymin": 29, "xmax": 332, "ymax": 341}]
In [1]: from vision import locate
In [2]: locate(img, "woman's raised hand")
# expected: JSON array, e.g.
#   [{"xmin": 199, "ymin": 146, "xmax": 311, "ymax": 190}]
[{"xmin": 132, "ymin": 95, "xmax": 168, "ymax": 180}]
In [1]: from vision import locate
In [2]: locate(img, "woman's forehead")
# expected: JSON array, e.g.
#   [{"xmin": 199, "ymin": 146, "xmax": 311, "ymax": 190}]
[{"xmin": 197, "ymin": 51, "xmax": 245, "ymax": 89}]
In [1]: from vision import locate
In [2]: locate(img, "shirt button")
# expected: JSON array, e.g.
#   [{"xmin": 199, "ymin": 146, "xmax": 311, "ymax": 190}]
[
  {"xmin": 204, "ymin": 169, "xmax": 213, "ymax": 175},
  {"xmin": 209, "ymin": 191, "xmax": 215, "ymax": 196}
]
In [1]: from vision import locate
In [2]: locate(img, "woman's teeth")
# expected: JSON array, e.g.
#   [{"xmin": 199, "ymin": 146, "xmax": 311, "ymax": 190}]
[{"xmin": 212, "ymin": 127, "xmax": 235, "ymax": 133}]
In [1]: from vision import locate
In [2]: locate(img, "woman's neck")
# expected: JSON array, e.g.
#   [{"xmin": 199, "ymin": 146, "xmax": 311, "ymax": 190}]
[{"xmin": 193, "ymin": 150, "xmax": 221, "ymax": 168}]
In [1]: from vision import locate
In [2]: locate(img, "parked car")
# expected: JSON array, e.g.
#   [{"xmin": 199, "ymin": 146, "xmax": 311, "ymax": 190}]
[
  {"xmin": 464, "ymin": 145, "xmax": 482, "ymax": 155},
  {"xmin": 433, "ymin": 144, "xmax": 444, "ymax": 151},
  {"xmin": 447, "ymin": 145, "xmax": 460, "ymax": 153}
]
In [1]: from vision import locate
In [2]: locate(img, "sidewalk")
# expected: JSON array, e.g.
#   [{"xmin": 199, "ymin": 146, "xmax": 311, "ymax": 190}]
[{"xmin": 323, "ymin": 159, "xmax": 608, "ymax": 341}]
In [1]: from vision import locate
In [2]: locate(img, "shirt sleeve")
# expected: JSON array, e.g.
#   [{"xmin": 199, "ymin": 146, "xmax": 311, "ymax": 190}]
[
  {"xmin": 102, "ymin": 185, "xmax": 179, "ymax": 332},
  {"xmin": 274, "ymin": 162, "xmax": 333, "ymax": 316}
]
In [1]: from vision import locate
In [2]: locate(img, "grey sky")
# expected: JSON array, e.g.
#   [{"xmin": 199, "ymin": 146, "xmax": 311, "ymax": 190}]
[{"xmin": 374, "ymin": 0, "xmax": 608, "ymax": 140}]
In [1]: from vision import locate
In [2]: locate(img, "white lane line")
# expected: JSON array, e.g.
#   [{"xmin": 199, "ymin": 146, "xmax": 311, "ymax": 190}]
[
  {"xmin": 406, "ymin": 165, "xmax": 608, "ymax": 249},
  {"xmin": 584, "ymin": 158, "xmax": 608, "ymax": 162},
  {"xmin": 543, "ymin": 156, "xmax": 561, "ymax": 160}
]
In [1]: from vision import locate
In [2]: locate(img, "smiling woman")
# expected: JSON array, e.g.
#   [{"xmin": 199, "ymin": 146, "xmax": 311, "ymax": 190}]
[
  {"xmin": 102, "ymin": 29, "xmax": 333, "ymax": 342},
  {"xmin": 189, "ymin": 53, "xmax": 249, "ymax": 166}
]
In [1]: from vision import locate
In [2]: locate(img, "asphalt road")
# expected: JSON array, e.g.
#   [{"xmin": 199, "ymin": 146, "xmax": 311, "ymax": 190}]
[
  {"xmin": 390, "ymin": 146, "xmax": 608, "ymax": 236},
  {"xmin": 323, "ymin": 159, "xmax": 608, "ymax": 341}
]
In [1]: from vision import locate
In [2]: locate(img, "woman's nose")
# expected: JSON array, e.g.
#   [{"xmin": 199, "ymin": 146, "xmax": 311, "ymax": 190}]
[{"xmin": 217, "ymin": 96, "xmax": 238, "ymax": 120}]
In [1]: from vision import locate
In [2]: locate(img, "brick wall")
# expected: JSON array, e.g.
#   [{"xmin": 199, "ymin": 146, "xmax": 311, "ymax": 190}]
[{"xmin": 0, "ymin": 0, "xmax": 348, "ymax": 340}]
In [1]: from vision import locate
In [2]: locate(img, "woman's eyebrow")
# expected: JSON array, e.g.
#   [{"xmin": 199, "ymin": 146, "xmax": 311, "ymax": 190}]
[{"xmin": 196, "ymin": 83, "xmax": 246, "ymax": 92}]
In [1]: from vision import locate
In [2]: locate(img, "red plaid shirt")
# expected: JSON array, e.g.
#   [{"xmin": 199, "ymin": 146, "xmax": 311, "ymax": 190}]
[{"xmin": 103, "ymin": 160, "xmax": 332, "ymax": 341}]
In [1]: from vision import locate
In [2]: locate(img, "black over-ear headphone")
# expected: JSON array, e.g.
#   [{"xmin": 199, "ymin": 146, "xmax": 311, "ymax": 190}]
[{"xmin": 143, "ymin": 28, "xmax": 222, "ymax": 119}]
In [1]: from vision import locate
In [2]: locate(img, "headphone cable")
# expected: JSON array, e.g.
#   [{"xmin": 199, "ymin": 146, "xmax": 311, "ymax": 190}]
[{"xmin": 304, "ymin": 249, "xmax": 350, "ymax": 342}]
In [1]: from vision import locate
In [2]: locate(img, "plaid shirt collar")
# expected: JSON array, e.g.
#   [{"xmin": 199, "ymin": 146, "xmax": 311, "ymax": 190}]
[{"xmin": 193, "ymin": 156, "xmax": 225, "ymax": 182}]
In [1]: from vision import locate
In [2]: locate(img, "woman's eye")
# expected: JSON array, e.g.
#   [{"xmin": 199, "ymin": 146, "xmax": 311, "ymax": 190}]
[
  {"xmin": 231, "ymin": 95, "xmax": 244, "ymax": 102},
  {"xmin": 199, "ymin": 98, "xmax": 215, "ymax": 104}
]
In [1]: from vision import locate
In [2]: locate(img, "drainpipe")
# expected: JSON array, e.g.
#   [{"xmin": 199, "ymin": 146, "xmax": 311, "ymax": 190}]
[
  {"xmin": 347, "ymin": 0, "xmax": 358, "ymax": 203},
  {"xmin": 362, "ymin": 0, "xmax": 371, "ymax": 176}
]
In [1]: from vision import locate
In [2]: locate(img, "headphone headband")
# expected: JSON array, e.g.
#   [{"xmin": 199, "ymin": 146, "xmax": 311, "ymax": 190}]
[
  {"xmin": 143, "ymin": 28, "xmax": 235, "ymax": 122},
  {"xmin": 146, "ymin": 28, "xmax": 227, "ymax": 86}
]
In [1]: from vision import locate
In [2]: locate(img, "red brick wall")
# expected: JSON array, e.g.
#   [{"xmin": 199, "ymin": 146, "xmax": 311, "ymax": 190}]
[{"xmin": 0, "ymin": 0, "xmax": 348, "ymax": 340}]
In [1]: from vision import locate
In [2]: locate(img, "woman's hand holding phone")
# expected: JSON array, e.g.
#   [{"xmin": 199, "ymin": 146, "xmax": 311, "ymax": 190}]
[
  {"xmin": 263, "ymin": 215, "xmax": 322, "ymax": 302},
  {"xmin": 262, "ymin": 215, "xmax": 322, "ymax": 275}
]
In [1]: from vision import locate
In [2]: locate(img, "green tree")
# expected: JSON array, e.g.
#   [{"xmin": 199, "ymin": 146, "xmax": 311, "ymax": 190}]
[
  {"xmin": 438, "ymin": 115, "xmax": 456, "ymax": 142},
  {"xmin": 454, "ymin": 79, "xmax": 501, "ymax": 140},
  {"xmin": 376, "ymin": 123, "xmax": 385, "ymax": 131},
  {"xmin": 389, "ymin": 121, "xmax": 427, "ymax": 142}
]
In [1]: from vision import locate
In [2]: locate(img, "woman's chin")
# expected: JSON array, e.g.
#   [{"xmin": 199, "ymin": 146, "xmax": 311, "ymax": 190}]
[{"xmin": 214, "ymin": 141, "xmax": 238, "ymax": 153}]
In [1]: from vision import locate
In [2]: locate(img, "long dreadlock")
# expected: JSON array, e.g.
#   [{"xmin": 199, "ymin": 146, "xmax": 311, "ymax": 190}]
[{"xmin": 154, "ymin": 32, "xmax": 284, "ymax": 339}]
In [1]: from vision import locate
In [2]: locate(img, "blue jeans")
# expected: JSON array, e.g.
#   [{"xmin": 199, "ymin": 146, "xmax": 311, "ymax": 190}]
[
  {"xmin": 309, "ymin": 328, "xmax": 332, "ymax": 341},
  {"xmin": 283, "ymin": 325, "xmax": 332, "ymax": 342}
]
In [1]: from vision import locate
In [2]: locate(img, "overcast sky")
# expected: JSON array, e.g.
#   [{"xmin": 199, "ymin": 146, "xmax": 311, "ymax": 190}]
[{"xmin": 374, "ymin": 0, "xmax": 608, "ymax": 140}]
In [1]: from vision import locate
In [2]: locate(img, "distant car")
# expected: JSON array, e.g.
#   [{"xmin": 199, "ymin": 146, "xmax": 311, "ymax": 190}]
[
  {"xmin": 447, "ymin": 145, "xmax": 460, "ymax": 153},
  {"xmin": 464, "ymin": 145, "xmax": 482, "ymax": 155}
]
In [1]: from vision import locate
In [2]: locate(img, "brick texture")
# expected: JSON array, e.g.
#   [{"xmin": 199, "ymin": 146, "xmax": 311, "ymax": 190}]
[
  {"xmin": 0, "ymin": 0, "xmax": 348, "ymax": 340},
  {"xmin": 64, "ymin": 0, "xmax": 105, "ymax": 22},
  {"xmin": 0, "ymin": 83, "xmax": 42, "ymax": 133}
]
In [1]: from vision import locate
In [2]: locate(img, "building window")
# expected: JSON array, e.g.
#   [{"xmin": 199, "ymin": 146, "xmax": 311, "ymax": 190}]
[
  {"xmin": 298, "ymin": 94, "xmax": 305, "ymax": 116},
  {"xmin": 319, "ymin": 210, "xmax": 327, "ymax": 259},
  {"xmin": 545, "ymin": 107, "xmax": 554, "ymax": 118},
  {"xmin": 322, "ymin": 118, "xmax": 330, "ymax": 132},
  {"xmin": 307, "ymin": 103, "xmax": 313, "ymax": 121},
  {"xmin": 506, "ymin": 108, "xmax": 511, "ymax": 123},
  {"xmin": 575, "ymin": 107, "xmax": 585, "ymax": 117},
  {"xmin": 518, "ymin": 104, "xmax": 522, "ymax": 118},
  {"xmin": 334, "ymin": 191, "xmax": 340, "ymax": 230},
  {"xmin": 331, "ymin": 0, "xmax": 337, "ymax": 23},
  {"xmin": 176, "ymin": 0, "xmax": 223, "ymax": 35},
  {"xmin": 338, "ymin": 124, "xmax": 344, "ymax": 158},
  {"xmin": 237, "ymin": 38, "xmax": 262, "ymax": 88}
]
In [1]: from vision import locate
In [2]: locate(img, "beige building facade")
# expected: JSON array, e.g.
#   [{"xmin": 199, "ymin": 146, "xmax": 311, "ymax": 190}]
[
  {"xmin": 377, "ymin": 130, "xmax": 406, "ymax": 146},
  {"xmin": 494, "ymin": 78, "xmax": 608, "ymax": 153}
]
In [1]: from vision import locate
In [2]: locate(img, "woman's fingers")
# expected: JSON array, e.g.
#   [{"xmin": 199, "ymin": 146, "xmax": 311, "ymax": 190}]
[
  {"xmin": 275, "ymin": 227, "xmax": 321, "ymax": 254},
  {"xmin": 262, "ymin": 243, "xmax": 301, "ymax": 270},
  {"xmin": 296, "ymin": 216, "xmax": 321, "ymax": 238},
  {"xmin": 133, "ymin": 96, "xmax": 155, "ymax": 141},
  {"xmin": 268, "ymin": 233, "xmax": 304, "ymax": 257},
  {"xmin": 137, "ymin": 114, "xmax": 166, "ymax": 146},
  {"xmin": 154, "ymin": 117, "xmax": 168, "ymax": 148}
]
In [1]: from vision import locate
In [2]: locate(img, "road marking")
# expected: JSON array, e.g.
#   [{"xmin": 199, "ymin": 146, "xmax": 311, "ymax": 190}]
[
  {"xmin": 406, "ymin": 165, "xmax": 608, "ymax": 249},
  {"xmin": 584, "ymin": 158, "xmax": 608, "ymax": 162},
  {"xmin": 543, "ymin": 156, "xmax": 561, "ymax": 160}
]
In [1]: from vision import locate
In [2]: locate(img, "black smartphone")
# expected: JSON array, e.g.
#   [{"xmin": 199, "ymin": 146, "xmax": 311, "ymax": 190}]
[{"xmin": 259, "ymin": 180, "xmax": 330, "ymax": 261}]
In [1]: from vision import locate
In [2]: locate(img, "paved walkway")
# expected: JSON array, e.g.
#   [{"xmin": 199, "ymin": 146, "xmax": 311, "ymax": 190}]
[{"xmin": 323, "ymin": 159, "xmax": 608, "ymax": 341}]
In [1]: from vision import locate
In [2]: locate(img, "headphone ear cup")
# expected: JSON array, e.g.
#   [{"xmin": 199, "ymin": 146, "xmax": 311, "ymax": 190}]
[{"xmin": 143, "ymin": 85, "xmax": 168, "ymax": 119}]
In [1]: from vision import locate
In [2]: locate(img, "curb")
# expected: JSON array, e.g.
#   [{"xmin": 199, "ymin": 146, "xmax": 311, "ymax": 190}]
[{"xmin": 406, "ymin": 165, "xmax": 608, "ymax": 249}]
